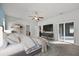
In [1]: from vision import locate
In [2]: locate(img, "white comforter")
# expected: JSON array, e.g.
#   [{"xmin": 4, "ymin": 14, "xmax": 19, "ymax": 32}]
[
  {"xmin": 0, "ymin": 43, "xmax": 24, "ymax": 56},
  {"xmin": 0, "ymin": 32, "xmax": 48, "ymax": 56},
  {"xmin": 0, "ymin": 35, "xmax": 40, "ymax": 56}
]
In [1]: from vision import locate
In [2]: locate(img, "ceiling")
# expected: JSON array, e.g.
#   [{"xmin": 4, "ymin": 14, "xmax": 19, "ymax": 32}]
[{"xmin": 1, "ymin": 3, "xmax": 79, "ymax": 20}]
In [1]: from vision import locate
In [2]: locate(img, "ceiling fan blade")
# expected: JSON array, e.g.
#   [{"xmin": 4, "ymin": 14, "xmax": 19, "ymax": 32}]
[{"xmin": 39, "ymin": 17, "xmax": 44, "ymax": 18}]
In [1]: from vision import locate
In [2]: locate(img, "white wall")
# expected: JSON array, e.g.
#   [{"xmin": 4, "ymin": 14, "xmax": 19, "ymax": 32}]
[
  {"xmin": 38, "ymin": 9, "xmax": 79, "ymax": 45},
  {"xmin": 5, "ymin": 15, "xmax": 38, "ymax": 37}
]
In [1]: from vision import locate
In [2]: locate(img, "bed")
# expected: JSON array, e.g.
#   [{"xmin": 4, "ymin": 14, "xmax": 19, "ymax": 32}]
[
  {"xmin": 0, "ymin": 36, "xmax": 41, "ymax": 56},
  {"xmin": 0, "ymin": 43, "xmax": 41, "ymax": 56},
  {"xmin": 0, "ymin": 43, "xmax": 24, "ymax": 56}
]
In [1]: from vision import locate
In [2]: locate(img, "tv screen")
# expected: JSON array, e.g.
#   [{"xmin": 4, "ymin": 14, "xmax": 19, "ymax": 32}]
[{"xmin": 43, "ymin": 24, "xmax": 53, "ymax": 31}]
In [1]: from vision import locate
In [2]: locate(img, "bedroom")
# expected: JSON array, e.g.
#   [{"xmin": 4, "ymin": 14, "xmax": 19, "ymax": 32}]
[{"xmin": 0, "ymin": 3, "xmax": 79, "ymax": 56}]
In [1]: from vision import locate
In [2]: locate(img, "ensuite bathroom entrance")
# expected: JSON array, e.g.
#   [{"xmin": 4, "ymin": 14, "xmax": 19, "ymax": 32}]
[{"xmin": 59, "ymin": 22, "xmax": 74, "ymax": 43}]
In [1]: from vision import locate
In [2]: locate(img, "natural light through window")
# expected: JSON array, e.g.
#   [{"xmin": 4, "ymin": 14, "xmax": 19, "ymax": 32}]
[{"xmin": 70, "ymin": 28, "xmax": 74, "ymax": 33}]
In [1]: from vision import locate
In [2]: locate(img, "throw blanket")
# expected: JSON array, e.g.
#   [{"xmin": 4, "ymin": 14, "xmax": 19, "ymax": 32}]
[{"xmin": 19, "ymin": 34, "xmax": 39, "ymax": 54}]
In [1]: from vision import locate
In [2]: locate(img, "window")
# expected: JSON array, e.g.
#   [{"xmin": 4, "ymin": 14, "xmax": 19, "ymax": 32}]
[
  {"xmin": 59, "ymin": 24, "xmax": 64, "ymax": 36},
  {"xmin": 59, "ymin": 22, "xmax": 74, "ymax": 37}
]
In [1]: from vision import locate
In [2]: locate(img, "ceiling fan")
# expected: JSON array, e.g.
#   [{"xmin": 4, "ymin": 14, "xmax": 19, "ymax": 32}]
[{"xmin": 29, "ymin": 11, "xmax": 44, "ymax": 21}]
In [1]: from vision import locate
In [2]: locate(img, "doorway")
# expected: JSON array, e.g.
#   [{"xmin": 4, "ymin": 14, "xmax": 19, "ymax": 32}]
[
  {"xmin": 59, "ymin": 22, "xmax": 74, "ymax": 43},
  {"xmin": 26, "ymin": 25, "xmax": 30, "ymax": 36}
]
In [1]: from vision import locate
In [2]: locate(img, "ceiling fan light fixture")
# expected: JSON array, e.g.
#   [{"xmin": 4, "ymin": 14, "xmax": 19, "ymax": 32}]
[
  {"xmin": 29, "ymin": 11, "xmax": 44, "ymax": 22},
  {"xmin": 34, "ymin": 17, "xmax": 38, "ymax": 20}
]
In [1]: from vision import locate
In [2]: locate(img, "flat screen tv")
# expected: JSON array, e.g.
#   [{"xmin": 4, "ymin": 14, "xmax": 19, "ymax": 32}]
[{"xmin": 43, "ymin": 24, "xmax": 53, "ymax": 31}]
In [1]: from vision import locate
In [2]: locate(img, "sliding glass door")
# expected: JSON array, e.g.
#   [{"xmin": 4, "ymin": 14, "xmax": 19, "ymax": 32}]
[{"xmin": 59, "ymin": 22, "xmax": 74, "ymax": 43}]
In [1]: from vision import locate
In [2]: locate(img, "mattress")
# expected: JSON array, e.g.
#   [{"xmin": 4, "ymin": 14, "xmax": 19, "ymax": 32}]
[
  {"xmin": 0, "ymin": 44, "xmax": 41, "ymax": 56},
  {"xmin": 0, "ymin": 36, "xmax": 41, "ymax": 56},
  {"xmin": 0, "ymin": 42, "xmax": 41, "ymax": 56},
  {"xmin": 0, "ymin": 43, "xmax": 24, "ymax": 56}
]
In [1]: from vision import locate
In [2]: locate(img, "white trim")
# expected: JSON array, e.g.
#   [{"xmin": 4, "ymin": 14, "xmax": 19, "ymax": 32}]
[{"xmin": 64, "ymin": 23, "xmax": 65, "ymax": 41}]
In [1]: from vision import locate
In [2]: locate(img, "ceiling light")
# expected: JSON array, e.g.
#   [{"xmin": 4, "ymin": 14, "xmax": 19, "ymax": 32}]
[{"xmin": 34, "ymin": 17, "xmax": 38, "ymax": 20}]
